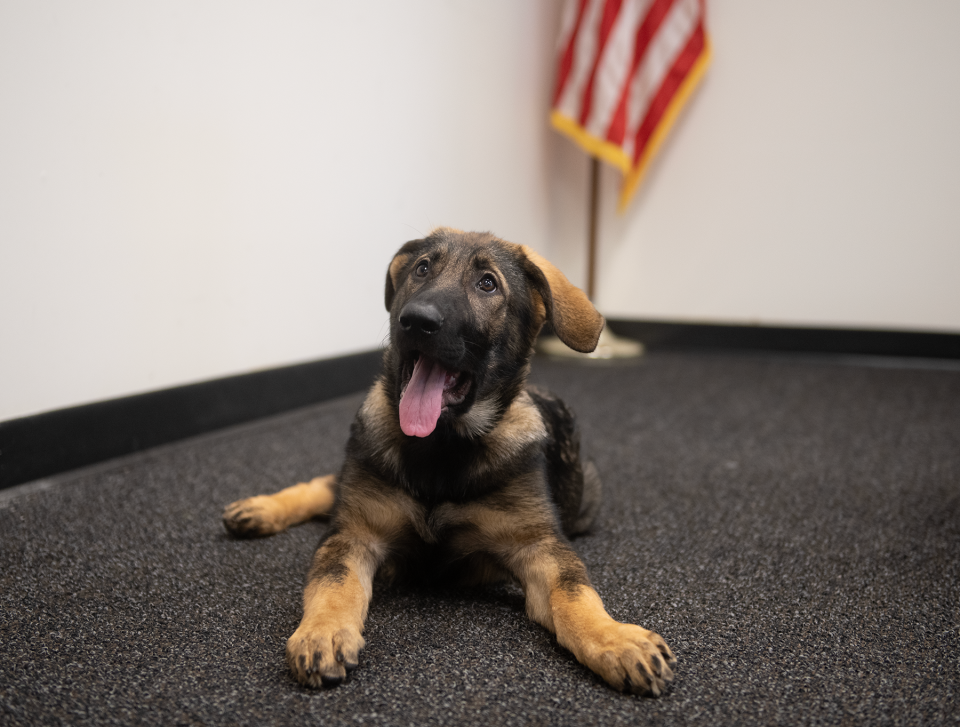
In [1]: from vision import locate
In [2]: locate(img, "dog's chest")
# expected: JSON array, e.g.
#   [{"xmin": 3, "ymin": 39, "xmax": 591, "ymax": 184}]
[{"xmin": 396, "ymin": 443, "xmax": 488, "ymax": 504}]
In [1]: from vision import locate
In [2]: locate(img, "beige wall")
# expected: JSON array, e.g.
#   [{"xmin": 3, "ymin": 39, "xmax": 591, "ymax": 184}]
[
  {"xmin": 0, "ymin": 1, "xmax": 561, "ymax": 420},
  {"xmin": 3, "ymin": 1, "xmax": 959, "ymax": 422}
]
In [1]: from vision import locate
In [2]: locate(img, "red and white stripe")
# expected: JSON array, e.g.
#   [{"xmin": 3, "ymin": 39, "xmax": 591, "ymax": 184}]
[{"xmin": 551, "ymin": 0, "xmax": 711, "ymax": 209}]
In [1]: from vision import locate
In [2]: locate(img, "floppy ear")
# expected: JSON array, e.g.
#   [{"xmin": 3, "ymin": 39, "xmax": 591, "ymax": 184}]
[
  {"xmin": 520, "ymin": 245, "xmax": 604, "ymax": 353},
  {"xmin": 384, "ymin": 240, "xmax": 425, "ymax": 311}
]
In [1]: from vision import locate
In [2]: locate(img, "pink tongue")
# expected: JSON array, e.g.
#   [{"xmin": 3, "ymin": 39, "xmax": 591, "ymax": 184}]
[{"xmin": 399, "ymin": 356, "xmax": 449, "ymax": 437}]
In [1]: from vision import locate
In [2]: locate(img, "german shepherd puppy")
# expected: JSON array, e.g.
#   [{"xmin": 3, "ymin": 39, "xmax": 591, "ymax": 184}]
[{"xmin": 223, "ymin": 228, "xmax": 675, "ymax": 695}]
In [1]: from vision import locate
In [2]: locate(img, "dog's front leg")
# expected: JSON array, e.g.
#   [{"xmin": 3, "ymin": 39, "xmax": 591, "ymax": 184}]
[
  {"xmin": 510, "ymin": 538, "xmax": 676, "ymax": 696},
  {"xmin": 223, "ymin": 474, "xmax": 336, "ymax": 537},
  {"xmin": 285, "ymin": 529, "xmax": 382, "ymax": 687}
]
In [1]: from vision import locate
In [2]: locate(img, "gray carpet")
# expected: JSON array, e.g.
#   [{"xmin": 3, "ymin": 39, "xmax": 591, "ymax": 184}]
[{"xmin": 2, "ymin": 352, "xmax": 958, "ymax": 726}]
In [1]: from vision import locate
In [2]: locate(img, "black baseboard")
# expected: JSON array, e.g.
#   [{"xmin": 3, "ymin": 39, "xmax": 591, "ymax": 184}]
[
  {"xmin": 606, "ymin": 319, "xmax": 960, "ymax": 360},
  {"xmin": 4, "ymin": 320, "xmax": 959, "ymax": 491},
  {"xmin": 0, "ymin": 350, "xmax": 383, "ymax": 490}
]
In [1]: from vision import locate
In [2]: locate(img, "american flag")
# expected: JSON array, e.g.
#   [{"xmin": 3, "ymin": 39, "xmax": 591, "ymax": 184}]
[{"xmin": 551, "ymin": 0, "xmax": 711, "ymax": 210}]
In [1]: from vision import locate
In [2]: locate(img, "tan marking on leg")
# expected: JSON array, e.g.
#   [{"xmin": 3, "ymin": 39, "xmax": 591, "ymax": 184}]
[
  {"xmin": 513, "ymin": 548, "xmax": 560, "ymax": 631},
  {"xmin": 286, "ymin": 568, "xmax": 369, "ymax": 688},
  {"xmin": 222, "ymin": 474, "xmax": 336, "ymax": 537},
  {"xmin": 286, "ymin": 533, "xmax": 382, "ymax": 688},
  {"xmin": 457, "ymin": 495, "xmax": 676, "ymax": 697},
  {"xmin": 551, "ymin": 584, "xmax": 676, "ymax": 696}
]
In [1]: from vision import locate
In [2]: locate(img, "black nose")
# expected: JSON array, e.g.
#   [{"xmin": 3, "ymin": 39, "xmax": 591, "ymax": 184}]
[{"xmin": 399, "ymin": 301, "xmax": 444, "ymax": 334}]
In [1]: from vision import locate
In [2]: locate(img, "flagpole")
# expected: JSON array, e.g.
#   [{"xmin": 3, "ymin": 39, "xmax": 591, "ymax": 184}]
[
  {"xmin": 586, "ymin": 156, "xmax": 644, "ymax": 358},
  {"xmin": 587, "ymin": 156, "xmax": 599, "ymax": 302}
]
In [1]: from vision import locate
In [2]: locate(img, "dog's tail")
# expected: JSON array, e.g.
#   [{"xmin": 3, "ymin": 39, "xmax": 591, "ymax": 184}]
[
  {"xmin": 569, "ymin": 460, "xmax": 602, "ymax": 536},
  {"xmin": 223, "ymin": 474, "xmax": 337, "ymax": 537}
]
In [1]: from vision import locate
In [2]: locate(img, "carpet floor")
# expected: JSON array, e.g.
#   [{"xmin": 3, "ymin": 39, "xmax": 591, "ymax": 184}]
[{"xmin": 1, "ymin": 352, "xmax": 958, "ymax": 726}]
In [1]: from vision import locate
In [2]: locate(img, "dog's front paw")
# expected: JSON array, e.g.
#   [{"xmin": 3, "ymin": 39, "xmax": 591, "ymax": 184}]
[
  {"xmin": 579, "ymin": 622, "xmax": 676, "ymax": 696},
  {"xmin": 222, "ymin": 495, "xmax": 288, "ymax": 537},
  {"xmin": 286, "ymin": 621, "xmax": 365, "ymax": 688}
]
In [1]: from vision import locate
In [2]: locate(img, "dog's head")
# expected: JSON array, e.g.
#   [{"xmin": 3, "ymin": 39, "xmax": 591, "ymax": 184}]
[{"xmin": 383, "ymin": 227, "xmax": 603, "ymax": 439}]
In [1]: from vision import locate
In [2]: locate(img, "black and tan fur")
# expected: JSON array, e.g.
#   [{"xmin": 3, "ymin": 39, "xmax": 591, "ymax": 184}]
[{"xmin": 223, "ymin": 228, "xmax": 675, "ymax": 695}]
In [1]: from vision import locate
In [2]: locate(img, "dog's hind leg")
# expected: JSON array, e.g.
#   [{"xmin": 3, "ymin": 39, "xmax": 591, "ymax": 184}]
[
  {"xmin": 569, "ymin": 460, "xmax": 602, "ymax": 536},
  {"xmin": 222, "ymin": 474, "xmax": 336, "ymax": 537}
]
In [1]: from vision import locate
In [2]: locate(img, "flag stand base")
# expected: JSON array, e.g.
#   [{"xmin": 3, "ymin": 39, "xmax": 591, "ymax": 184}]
[{"xmin": 537, "ymin": 326, "xmax": 644, "ymax": 360}]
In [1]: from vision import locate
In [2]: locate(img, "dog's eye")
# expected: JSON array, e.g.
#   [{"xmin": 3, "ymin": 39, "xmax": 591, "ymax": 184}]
[
  {"xmin": 415, "ymin": 260, "xmax": 429, "ymax": 277},
  {"xmin": 477, "ymin": 274, "xmax": 497, "ymax": 293}
]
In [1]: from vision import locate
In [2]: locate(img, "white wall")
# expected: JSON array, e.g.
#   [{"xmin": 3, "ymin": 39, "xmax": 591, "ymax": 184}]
[
  {"xmin": 548, "ymin": 0, "xmax": 960, "ymax": 332},
  {"xmin": 3, "ymin": 1, "xmax": 960, "ymax": 423},
  {"xmin": 0, "ymin": 1, "xmax": 562, "ymax": 420}
]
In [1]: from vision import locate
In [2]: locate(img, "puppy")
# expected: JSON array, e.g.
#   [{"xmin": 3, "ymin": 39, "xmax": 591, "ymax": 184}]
[{"xmin": 223, "ymin": 228, "xmax": 675, "ymax": 695}]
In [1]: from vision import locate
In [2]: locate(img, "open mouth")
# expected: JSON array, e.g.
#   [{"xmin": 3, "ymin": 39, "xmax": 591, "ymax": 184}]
[{"xmin": 398, "ymin": 352, "xmax": 472, "ymax": 437}]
